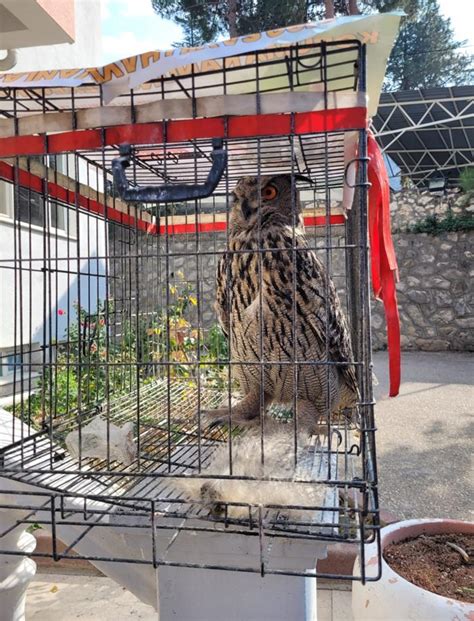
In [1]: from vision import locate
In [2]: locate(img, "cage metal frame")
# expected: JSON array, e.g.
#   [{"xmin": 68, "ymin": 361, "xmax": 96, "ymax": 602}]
[{"xmin": 0, "ymin": 39, "xmax": 381, "ymax": 582}]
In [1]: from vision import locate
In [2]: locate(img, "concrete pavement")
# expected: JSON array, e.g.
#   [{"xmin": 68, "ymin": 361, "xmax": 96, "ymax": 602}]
[
  {"xmin": 373, "ymin": 351, "xmax": 473, "ymax": 522},
  {"xmin": 26, "ymin": 573, "xmax": 353, "ymax": 620}
]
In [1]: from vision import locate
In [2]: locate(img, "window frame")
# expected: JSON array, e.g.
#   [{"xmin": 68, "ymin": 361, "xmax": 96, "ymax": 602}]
[{"xmin": 0, "ymin": 179, "xmax": 77, "ymax": 239}]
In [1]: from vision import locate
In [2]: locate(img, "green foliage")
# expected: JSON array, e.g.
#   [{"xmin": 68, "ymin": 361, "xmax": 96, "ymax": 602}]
[
  {"xmin": 408, "ymin": 212, "xmax": 474, "ymax": 235},
  {"xmin": 384, "ymin": 0, "xmax": 473, "ymax": 90},
  {"xmin": 199, "ymin": 322, "xmax": 231, "ymax": 391},
  {"xmin": 459, "ymin": 168, "xmax": 474, "ymax": 194},
  {"xmin": 154, "ymin": 0, "xmax": 398, "ymax": 46},
  {"xmin": 13, "ymin": 275, "xmax": 229, "ymax": 428},
  {"xmin": 152, "ymin": 0, "xmax": 312, "ymax": 46},
  {"xmin": 19, "ymin": 299, "xmax": 133, "ymax": 427},
  {"xmin": 151, "ymin": 0, "xmax": 472, "ymax": 91},
  {"xmin": 204, "ymin": 322, "xmax": 228, "ymax": 360}
]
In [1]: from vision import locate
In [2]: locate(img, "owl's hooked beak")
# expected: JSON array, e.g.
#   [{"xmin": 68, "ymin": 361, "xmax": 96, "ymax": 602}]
[{"xmin": 240, "ymin": 197, "xmax": 253, "ymax": 220}]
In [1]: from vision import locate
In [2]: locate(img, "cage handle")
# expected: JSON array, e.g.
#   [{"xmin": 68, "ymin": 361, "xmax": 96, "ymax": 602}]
[{"xmin": 111, "ymin": 139, "xmax": 227, "ymax": 203}]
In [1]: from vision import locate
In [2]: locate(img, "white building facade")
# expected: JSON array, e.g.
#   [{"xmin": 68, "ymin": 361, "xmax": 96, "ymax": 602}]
[{"xmin": 0, "ymin": 0, "xmax": 104, "ymax": 401}]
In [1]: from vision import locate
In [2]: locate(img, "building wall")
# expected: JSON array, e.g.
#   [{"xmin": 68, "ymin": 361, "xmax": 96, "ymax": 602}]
[
  {"xmin": 371, "ymin": 231, "xmax": 473, "ymax": 352},
  {"xmin": 2, "ymin": 0, "xmax": 102, "ymax": 72},
  {"xmin": 0, "ymin": 155, "xmax": 107, "ymax": 400},
  {"xmin": 389, "ymin": 187, "xmax": 472, "ymax": 232},
  {"xmin": 371, "ymin": 188, "xmax": 473, "ymax": 352}
]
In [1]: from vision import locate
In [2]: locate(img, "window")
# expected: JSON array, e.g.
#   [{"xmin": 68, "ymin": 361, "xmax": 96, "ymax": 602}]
[
  {"xmin": 0, "ymin": 180, "xmax": 13, "ymax": 218},
  {"xmin": 0, "ymin": 181, "xmax": 76, "ymax": 236},
  {"xmin": 50, "ymin": 201, "xmax": 77, "ymax": 237},
  {"xmin": 48, "ymin": 153, "xmax": 69, "ymax": 176},
  {"xmin": 0, "ymin": 352, "xmax": 22, "ymax": 379},
  {"xmin": 51, "ymin": 200, "xmax": 65, "ymax": 230},
  {"xmin": 17, "ymin": 187, "xmax": 45, "ymax": 227}
]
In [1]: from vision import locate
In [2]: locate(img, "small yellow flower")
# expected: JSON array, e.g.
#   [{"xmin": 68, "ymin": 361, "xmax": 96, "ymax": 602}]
[
  {"xmin": 189, "ymin": 295, "xmax": 197, "ymax": 306},
  {"xmin": 169, "ymin": 285, "xmax": 177, "ymax": 295}
]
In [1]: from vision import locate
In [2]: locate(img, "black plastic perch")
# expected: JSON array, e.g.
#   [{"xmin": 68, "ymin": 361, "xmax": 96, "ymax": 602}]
[{"xmin": 111, "ymin": 138, "xmax": 227, "ymax": 203}]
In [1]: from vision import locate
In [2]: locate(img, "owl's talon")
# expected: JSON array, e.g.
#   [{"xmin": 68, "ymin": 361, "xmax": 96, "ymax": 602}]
[
  {"xmin": 207, "ymin": 417, "xmax": 229, "ymax": 430},
  {"xmin": 332, "ymin": 428, "xmax": 343, "ymax": 446},
  {"xmin": 199, "ymin": 410, "xmax": 231, "ymax": 430}
]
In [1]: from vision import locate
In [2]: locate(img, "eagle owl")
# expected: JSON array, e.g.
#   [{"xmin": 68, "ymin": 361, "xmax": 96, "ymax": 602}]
[{"xmin": 203, "ymin": 175, "xmax": 358, "ymax": 432}]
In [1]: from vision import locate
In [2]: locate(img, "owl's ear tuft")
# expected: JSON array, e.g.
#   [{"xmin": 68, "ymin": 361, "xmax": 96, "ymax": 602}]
[
  {"xmin": 294, "ymin": 174, "xmax": 314, "ymax": 185},
  {"xmin": 270, "ymin": 174, "xmax": 313, "ymax": 186}
]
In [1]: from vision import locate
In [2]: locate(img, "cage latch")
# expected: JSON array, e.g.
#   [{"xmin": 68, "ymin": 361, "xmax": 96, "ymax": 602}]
[{"xmin": 111, "ymin": 139, "xmax": 227, "ymax": 203}]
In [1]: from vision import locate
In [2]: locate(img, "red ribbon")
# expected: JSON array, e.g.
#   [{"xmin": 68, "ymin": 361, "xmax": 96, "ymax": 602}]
[{"xmin": 367, "ymin": 132, "xmax": 401, "ymax": 397}]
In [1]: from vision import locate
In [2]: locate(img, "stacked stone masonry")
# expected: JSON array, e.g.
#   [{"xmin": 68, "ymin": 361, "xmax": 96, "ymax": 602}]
[
  {"xmin": 373, "ymin": 189, "xmax": 473, "ymax": 352},
  {"xmin": 371, "ymin": 230, "xmax": 473, "ymax": 352},
  {"xmin": 109, "ymin": 189, "xmax": 473, "ymax": 353}
]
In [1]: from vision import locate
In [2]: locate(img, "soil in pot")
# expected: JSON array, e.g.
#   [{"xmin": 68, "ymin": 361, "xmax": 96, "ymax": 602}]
[{"xmin": 384, "ymin": 533, "xmax": 474, "ymax": 604}]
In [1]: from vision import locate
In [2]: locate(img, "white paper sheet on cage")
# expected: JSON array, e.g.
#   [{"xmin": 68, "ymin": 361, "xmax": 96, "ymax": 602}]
[
  {"xmin": 0, "ymin": 13, "xmax": 402, "ymax": 114},
  {"xmin": 65, "ymin": 417, "xmax": 136, "ymax": 465}
]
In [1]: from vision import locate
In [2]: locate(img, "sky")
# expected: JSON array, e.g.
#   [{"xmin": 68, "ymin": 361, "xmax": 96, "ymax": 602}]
[
  {"xmin": 100, "ymin": 0, "xmax": 474, "ymax": 65},
  {"xmin": 101, "ymin": 0, "xmax": 183, "ymax": 63}
]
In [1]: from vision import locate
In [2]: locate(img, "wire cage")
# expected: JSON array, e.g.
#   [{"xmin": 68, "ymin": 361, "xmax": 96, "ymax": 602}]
[{"xmin": 0, "ymin": 37, "xmax": 382, "ymax": 582}]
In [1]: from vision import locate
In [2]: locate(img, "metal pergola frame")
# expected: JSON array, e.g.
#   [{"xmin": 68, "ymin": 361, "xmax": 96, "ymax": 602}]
[{"xmin": 373, "ymin": 86, "xmax": 474, "ymax": 188}]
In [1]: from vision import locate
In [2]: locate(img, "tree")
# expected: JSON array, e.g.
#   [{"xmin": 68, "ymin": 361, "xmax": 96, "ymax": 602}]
[
  {"xmin": 150, "ymin": 1, "xmax": 423, "ymax": 46},
  {"xmin": 151, "ymin": 0, "xmax": 473, "ymax": 90},
  {"xmin": 151, "ymin": 1, "xmax": 361, "ymax": 45},
  {"xmin": 383, "ymin": 0, "xmax": 473, "ymax": 90}
]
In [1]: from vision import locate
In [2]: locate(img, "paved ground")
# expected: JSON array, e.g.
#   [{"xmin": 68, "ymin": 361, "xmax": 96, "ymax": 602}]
[
  {"xmin": 373, "ymin": 351, "xmax": 473, "ymax": 522},
  {"xmin": 26, "ymin": 573, "xmax": 157, "ymax": 620},
  {"xmin": 26, "ymin": 573, "xmax": 352, "ymax": 620}
]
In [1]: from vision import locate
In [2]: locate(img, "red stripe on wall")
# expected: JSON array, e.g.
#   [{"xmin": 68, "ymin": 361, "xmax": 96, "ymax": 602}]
[
  {"xmin": 304, "ymin": 214, "xmax": 346, "ymax": 227},
  {"xmin": 158, "ymin": 221, "xmax": 228, "ymax": 235}
]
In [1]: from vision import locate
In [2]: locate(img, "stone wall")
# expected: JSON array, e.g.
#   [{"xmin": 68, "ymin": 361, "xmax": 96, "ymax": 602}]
[
  {"xmin": 389, "ymin": 187, "xmax": 472, "ymax": 232},
  {"xmin": 371, "ymin": 231, "xmax": 473, "ymax": 351},
  {"xmin": 369, "ymin": 188, "xmax": 473, "ymax": 352},
  {"xmin": 108, "ymin": 189, "xmax": 473, "ymax": 352}
]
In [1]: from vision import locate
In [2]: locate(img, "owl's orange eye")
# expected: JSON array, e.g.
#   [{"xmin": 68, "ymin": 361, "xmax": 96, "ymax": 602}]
[{"xmin": 261, "ymin": 184, "xmax": 278, "ymax": 201}]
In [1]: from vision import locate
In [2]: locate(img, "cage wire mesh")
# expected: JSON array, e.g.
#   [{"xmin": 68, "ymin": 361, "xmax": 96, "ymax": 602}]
[{"xmin": 0, "ymin": 40, "xmax": 381, "ymax": 580}]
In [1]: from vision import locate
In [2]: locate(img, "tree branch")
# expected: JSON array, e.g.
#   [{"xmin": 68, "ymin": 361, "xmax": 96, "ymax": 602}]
[
  {"xmin": 227, "ymin": 0, "xmax": 238, "ymax": 37},
  {"xmin": 347, "ymin": 0, "xmax": 360, "ymax": 14},
  {"xmin": 324, "ymin": 0, "xmax": 335, "ymax": 19}
]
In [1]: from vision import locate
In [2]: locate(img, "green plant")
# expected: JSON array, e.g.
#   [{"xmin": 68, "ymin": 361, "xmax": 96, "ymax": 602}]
[
  {"xmin": 200, "ymin": 323, "xmax": 231, "ymax": 391},
  {"xmin": 143, "ymin": 271, "xmax": 200, "ymax": 377},
  {"xmin": 459, "ymin": 168, "xmax": 474, "ymax": 195},
  {"xmin": 204, "ymin": 323, "xmax": 228, "ymax": 361},
  {"xmin": 408, "ymin": 212, "xmax": 474, "ymax": 235},
  {"xmin": 12, "ymin": 274, "xmax": 231, "ymax": 428}
]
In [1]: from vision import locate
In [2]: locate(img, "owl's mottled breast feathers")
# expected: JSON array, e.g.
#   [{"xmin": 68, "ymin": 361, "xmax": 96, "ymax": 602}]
[{"xmin": 215, "ymin": 214, "xmax": 358, "ymax": 404}]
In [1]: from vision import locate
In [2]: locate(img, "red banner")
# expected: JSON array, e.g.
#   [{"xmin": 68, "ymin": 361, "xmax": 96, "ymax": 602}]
[{"xmin": 368, "ymin": 132, "xmax": 401, "ymax": 397}]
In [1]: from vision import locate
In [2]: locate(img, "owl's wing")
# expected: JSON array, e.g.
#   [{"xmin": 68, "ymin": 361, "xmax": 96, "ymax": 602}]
[
  {"xmin": 295, "ymin": 246, "xmax": 359, "ymax": 396},
  {"xmin": 215, "ymin": 252, "xmax": 230, "ymax": 337},
  {"xmin": 262, "ymin": 241, "xmax": 358, "ymax": 396}
]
